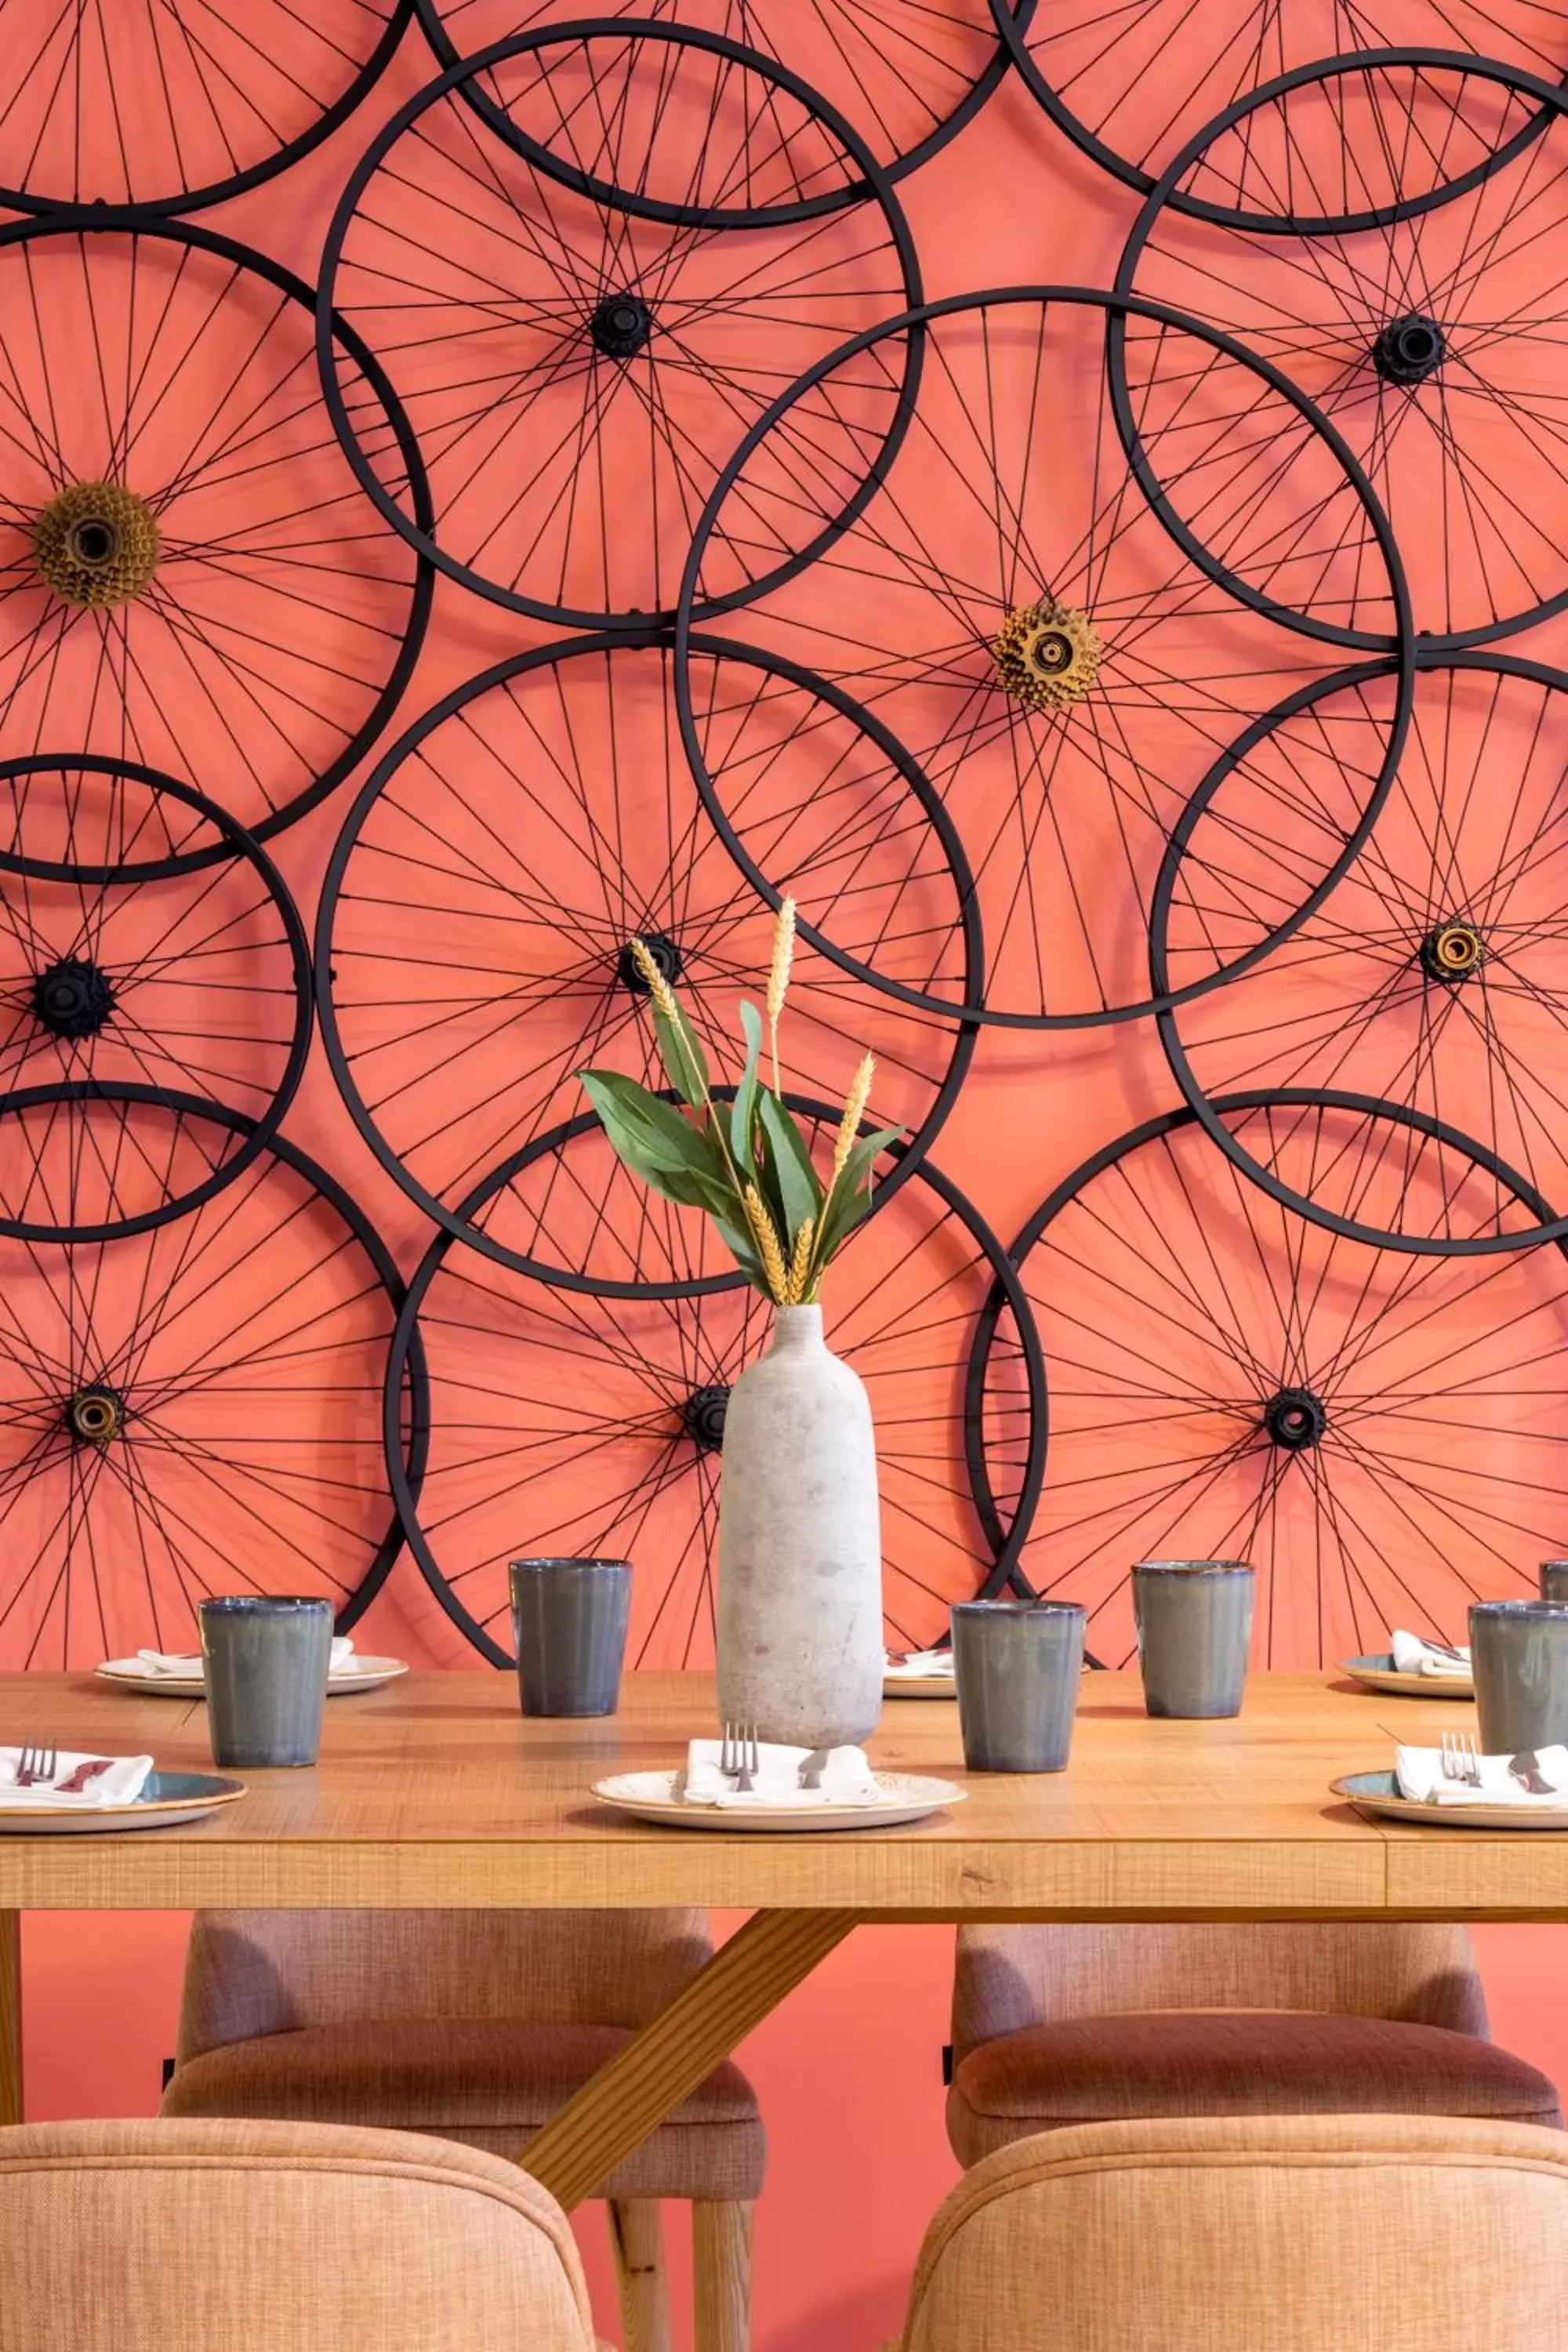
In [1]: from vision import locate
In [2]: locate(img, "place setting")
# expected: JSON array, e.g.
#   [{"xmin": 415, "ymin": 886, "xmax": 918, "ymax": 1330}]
[
  {"xmin": 507, "ymin": 1558, "xmax": 967, "ymax": 1835},
  {"xmin": 1336, "ymin": 1596, "xmax": 1568, "ymax": 1831},
  {"xmin": 2, "ymin": 1594, "xmax": 361, "ymax": 1832},
  {"xmin": 96, "ymin": 1635, "xmax": 408, "ymax": 1700},
  {"xmin": 1339, "ymin": 1631, "xmax": 1475, "ymax": 1699},
  {"xmin": 883, "ymin": 1647, "xmax": 957, "ymax": 1700}
]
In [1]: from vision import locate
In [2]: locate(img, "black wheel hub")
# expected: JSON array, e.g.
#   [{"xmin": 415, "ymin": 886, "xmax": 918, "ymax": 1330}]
[
  {"xmin": 64, "ymin": 1382, "xmax": 125, "ymax": 1445},
  {"xmin": 31, "ymin": 956, "xmax": 117, "ymax": 1039},
  {"xmin": 1419, "ymin": 921, "xmax": 1484, "ymax": 983},
  {"xmin": 590, "ymin": 292, "xmax": 654, "ymax": 360},
  {"xmin": 1262, "ymin": 1386, "xmax": 1327, "ymax": 1452},
  {"xmin": 681, "ymin": 1383, "xmax": 730, "ymax": 1453},
  {"xmin": 617, "ymin": 930, "xmax": 683, "ymax": 995},
  {"xmin": 1372, "ymin": 313, "xmax": 1446, "ymax": 387}
]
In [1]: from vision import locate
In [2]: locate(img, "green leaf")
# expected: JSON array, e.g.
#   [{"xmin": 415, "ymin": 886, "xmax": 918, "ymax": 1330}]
[
  {"xmin": 758, "ymin": 1090, "xmax": 822, "ymax": 1247},
  {"xmin": 579, "ymin": 1072, "xmax": 727, "ymax": 1211},
  {"xmin": 816, "ymin": 1126, "xmax": 902, "ymax": 1265},
  {"xmin": 729, "ymin": 1000, "xmax": 764, "ymax": 1178},
  {"xmin": 650, "ymin": 993, "xmax": 710, "ymax": 1109}
]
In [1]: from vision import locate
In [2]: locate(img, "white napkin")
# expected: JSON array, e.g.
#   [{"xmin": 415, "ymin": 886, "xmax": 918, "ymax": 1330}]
[
  {"xmin": 1390, "ymin": 1630, "xmax": 1472, "ymax": 1677},
  {"xmin": 885, "ymin": 1649, "xmax": 954, "ymax": 1680},
  {"xmin": 0, "ymin": 1747, "xmax": 154, "ymax": 1808},
  {"xmin": 682, "ymin": 1739, "xmax": 880, "ymax": 1809},
  {"xmin": 1396, "ymin": 1743, "xmax": 1568, "ymax": 1808},
  {"xmin": 135, "ymin": 1637, "xmax": 354, "ymax": 1677}
]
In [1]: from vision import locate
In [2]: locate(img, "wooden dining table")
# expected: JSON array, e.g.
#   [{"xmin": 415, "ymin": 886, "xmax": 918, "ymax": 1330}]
[{"xmin": 2, "ymin": 1666, "xmax": 1564, "ymax": 2209}]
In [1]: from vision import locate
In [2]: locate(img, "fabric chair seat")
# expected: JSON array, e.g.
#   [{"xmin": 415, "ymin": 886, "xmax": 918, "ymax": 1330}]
[
  {"xmin": 947, "ymin": 2009, "xmax": 1563, "ymax": 2165},
  {"xmin": 162, "ymin": 2019, "xmax": 764, "ymax": 2201}
]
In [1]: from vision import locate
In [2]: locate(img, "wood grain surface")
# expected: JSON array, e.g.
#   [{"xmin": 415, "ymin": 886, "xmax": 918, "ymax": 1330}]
[{"xmin": 0, "ymin": 1670, "xmax": 1559, "ymax": 1918}]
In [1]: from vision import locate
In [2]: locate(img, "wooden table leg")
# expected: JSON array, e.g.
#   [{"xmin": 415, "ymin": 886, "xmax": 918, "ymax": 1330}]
[
  {"xmin": 0, "ymin": 1910, "xmax": 20, "ymax": 2126},
  {"xmin": 521, "ymin": 1907, "xmax": 863, "ymax": 2211}
]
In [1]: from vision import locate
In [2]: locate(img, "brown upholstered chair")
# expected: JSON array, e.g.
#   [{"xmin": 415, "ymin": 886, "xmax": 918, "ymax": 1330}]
[
  {"xmin": 948, "ymin": 1924, "xmax": 1561, "ymax": 2165},
  {"xmin": 894, "ymin": 2113, "xmax": 1568, "ymax": 2350},
  {"xmin": 0, "ymin": 2117, "xmax": 606, "ymax": 2352},
  {"xmin": 161, "ymin": 1910, "xmax": 763, "ymax": 2352}
]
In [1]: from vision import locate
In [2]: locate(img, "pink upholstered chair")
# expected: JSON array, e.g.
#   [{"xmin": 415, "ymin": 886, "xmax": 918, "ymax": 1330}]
[
  {"xmin": 161, "ymin": 1910, "xmax": 762, "ymax": 2352},
  {"xmin": 894, "ymin": 2113, "xmax": 1568, "ymax": 2350},
  {"xmin": 0, "ymin": 2117, "xmax": 606, "ymax": 2352},
  {"xmin": 948, "ymin": 1924, "xmax": 1560, "ymax": 2164}
]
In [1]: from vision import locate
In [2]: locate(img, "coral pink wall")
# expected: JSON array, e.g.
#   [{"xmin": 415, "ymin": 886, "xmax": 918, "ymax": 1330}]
[{"xmin": 13, "ymin": 28, "xmax": 1568, "ymax": 2351}]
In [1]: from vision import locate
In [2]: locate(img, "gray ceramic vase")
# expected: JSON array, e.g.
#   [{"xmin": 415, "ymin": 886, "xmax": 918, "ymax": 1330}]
[
  {"xmin": 951, "ymin": 1599, "xmax": 1085, "ymax": 1772},
  {"xmin": 1133, "ymin": 1561, "xmax": 1254, "ymax": 1719},
  {"xmin": 1471, "ymin": 1600, "xmax": 1568, "ymax": 1752},
  {"xmin": 510, "ymin": 1558, "xmax": 630, "ymax": 1717},
  {"xmin": 199, "ymin": 1595, "xmax": 333, "ymax": 1768},
  {"xmin": 716, "ymin": 1304, "xmax": 883, "ymax": 1747}
]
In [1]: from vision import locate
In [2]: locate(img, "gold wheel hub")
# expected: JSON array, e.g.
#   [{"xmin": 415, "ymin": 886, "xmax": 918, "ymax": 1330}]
[
  {"xmin": 34, "ymin": 482, "xmax": 161, "ymax": 608},
  {"xmin": 993, "ymin": 598, "xmax": 1102, "ymax": 713},
  {"xmin": 1421, "ymin": 921, "xmax": 1485, "ymax": 982}
]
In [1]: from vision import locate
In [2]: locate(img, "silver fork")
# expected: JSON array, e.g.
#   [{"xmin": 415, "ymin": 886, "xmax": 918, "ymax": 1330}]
[
  {"xmin": 15, "ymin": 1744, "xmax": 57, "ymax": 1788},
  {"xmin": 1440, "ymin": 1730, "xmax": 1481, "ymax": 1788},
  {"xmin": 720, "ymin": 1722, "xmax": 760, "ymax": 1793}
]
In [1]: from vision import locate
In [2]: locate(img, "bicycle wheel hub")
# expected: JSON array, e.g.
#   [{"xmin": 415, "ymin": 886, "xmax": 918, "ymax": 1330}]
[
  {"xmin": 1419, "ymin": 921, "xmax": 1484, "ymax": 982},
  {"xmin": 64, "ymin": 1383, "xmax": 125, "ymax": 1445},
  {"xmin": 617, "ymin": 930, "xmax": 684, "ymax": 994},
  {"xmin": 590, "ymin": 292, "xmax": 654, "ymax": 360},
  {"xmin": 681, "ymin": 1383, "xmax": 730, "ymax": 1453},
  {"xmin": 1261, "ymin": 1386, "xmax": 1326, "ymax": 1451},
  {"xmin": 31, "ymin": 956, "xmax": 118, "ymax": 1039},
  {"xmin": 34, "ymin": 481, "xmax": 161, "ymax": 608},
  {"xmin": 1372, "ymin": 314, "xmax": 1446, "ymax": 387},
  {"xmin": 993, "ymin": 600, "xmax": 1102, "ymax": 712}
]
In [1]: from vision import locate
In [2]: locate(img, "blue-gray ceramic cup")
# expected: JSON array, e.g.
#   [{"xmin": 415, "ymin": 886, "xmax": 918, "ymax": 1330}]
[
  {"xmin": 951, "ymin": 1600, "xmax": 1085, "ymax": 1772},
  {"xmin": 1133, "ymin": 1561, "xmax": 1254, "ymax": 1719},
  {"xmin": 1472, "ymin": 1600, "xmax": 1568, "ymax": 1752},
  {"xmin": 198, "ymin": 1595, "xmax": 334, "ymax": 1768},
  {"xmin": 1541, "ymin": 1562, "xmax": 1568, "ymax": 1606},
  {"xmin": 510, "ymin": 1559, "xmax": 631, "ymax": 1717}
]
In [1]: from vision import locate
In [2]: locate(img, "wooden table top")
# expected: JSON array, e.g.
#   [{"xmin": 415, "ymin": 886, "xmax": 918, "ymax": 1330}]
[{"xmin": 0, "ymin": 1668, "xmax": 1561, "ymax": 1919}]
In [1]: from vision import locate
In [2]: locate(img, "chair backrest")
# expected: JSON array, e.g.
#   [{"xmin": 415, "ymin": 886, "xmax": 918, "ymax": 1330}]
[
  {"xmin": 951, "ymin": 1923, "xmax": 1487, "ymax": 2059},
  {"xmin": 177, "ymin": 1909, "xmax": 713, "ymax": 2061},
  {"xmin": 0, "ymin": 2117, "xmax": 597, "ymax": 2352},
  {"xmin": 898, "ymin": 2113, "xmax": 1568, "ymax": 2352}
]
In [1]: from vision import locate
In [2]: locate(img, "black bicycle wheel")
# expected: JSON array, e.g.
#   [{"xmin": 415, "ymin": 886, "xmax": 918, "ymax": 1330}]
[
  {"xmin": 0, "ymin": 758, "xmax": 311, "ymax": 1238},
  {"xmin": 1152, "ymin": 653, "xmax": 1568, "ymax": 1254},
  {"xmin": 676, "ymin": 285, "xmax": 1412, "ymax": 1028},
  {"xmin": 0, "ymin": 1083, "xmax": 426, "ymax": 1669},
  {"xmin": 0, "ymin": 218, "xmax": 431, "ymax": 851},
  {"xmin": 996, "ymin": 9, "xmax": 1568, "ymax": 213},
  {"xmin": 386, "ymin": 1107, "xmax": 1044, "ymax": 1666},
  {"xmin": 1116, "ymin": 54, "xmax": 1568, "ymax": 649},
  {"xmin": 317, "ymin": 629, "xmax": 978, "ymax": 1279},
  {"xmin": 967, "ymin": 1090, "xmax": 1565, "ymax": 1671},
  {"xmin": 0, "ymin": 0, "xmax": 408, "ymax": 216},
  {"xmin": 317, "ymin": 23, "xmax": 920, "ymax": 627},
  {"xmin": 414, "ymin": 0, "xmax": 1011, "ymax": 195}
]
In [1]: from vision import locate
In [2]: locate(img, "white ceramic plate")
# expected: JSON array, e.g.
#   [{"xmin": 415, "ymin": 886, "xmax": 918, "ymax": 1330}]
[
  {"xmin": 1334, "ymin": 1769, "xmax": 1568, "ymax": 1830},
  {"xmin": 96, "ymin": 1657, "xmax": 408, "ymax": 1698},
  {"xmin": 883, "ymin": 1673, "xmax": 956, "ymax": 1700},
  {"xmin": 0, "ymin": 1769, "xmax": 245, "ymax": 1834},
  {"xmin": 592, "ymin": 1768, "xmax": 967, "ymax": 1832},
  {"xmin": 1340, "ymin": 1653, "xmax": 1473, "ymax": 1699}
]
